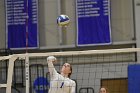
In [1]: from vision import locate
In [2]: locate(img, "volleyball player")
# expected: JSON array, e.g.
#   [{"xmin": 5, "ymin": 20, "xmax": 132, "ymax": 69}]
[
  {"xmin": 99, "ymin": 87, "xmax": 109, "ymax": 93},
  {"xmin": 47, "ymin": 56, "xmax": 76, "ymax": 93}
]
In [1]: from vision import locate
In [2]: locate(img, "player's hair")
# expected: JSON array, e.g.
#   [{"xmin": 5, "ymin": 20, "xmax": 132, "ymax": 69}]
[
  {"xmin": 68, "ymin": 64, "xmax": 72, "ymax": 78},
  {"xmin": 99, "ymin": 87, "xmax": 109, "ymax": 93}
]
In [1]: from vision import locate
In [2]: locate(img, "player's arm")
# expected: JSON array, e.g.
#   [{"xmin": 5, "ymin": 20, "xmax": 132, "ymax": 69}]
[
  {"xmin": 47, "ymin": 56, "xmax": 57, "ymax": 79},
  {"xmin": 71, "ymin": 81, "xmax": 76, "ymax": 93}
]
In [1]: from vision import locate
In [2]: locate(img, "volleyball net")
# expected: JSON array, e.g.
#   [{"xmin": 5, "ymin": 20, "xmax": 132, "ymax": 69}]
[{"xmin": 0, "ymin": 48, "xmax": 140, "ymax": 93}]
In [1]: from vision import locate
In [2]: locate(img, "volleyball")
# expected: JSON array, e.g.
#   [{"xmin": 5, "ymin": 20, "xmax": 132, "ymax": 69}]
[{"xmin": 57, "ymin": 14, "xmax": 70, "ymax": 26}]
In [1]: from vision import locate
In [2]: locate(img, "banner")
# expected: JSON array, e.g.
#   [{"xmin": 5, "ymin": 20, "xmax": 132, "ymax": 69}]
[
  {"xmin": 34, "ymin": 77, "xmax": 49, "ymax": 93},
  {"xmin": 6, "ymin": 0, "xmax": 38, "ymax": 48},
  {"xmin": 76, "ymin": 0, "xmax": 111, "ymax": 46}
]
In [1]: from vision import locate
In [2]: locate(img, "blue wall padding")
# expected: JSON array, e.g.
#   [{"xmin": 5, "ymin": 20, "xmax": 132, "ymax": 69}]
[{"xmin": 128, "ymin": 64, "xmax": 140, "ymax": 93}]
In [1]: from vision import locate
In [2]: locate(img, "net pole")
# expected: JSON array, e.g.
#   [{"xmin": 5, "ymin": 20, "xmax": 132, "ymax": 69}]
[
  {"xmin": 0, "ymin": 55, "xmax": 16, "ymax": 93},
  {"xmin": 25, "ymin": 54, "xmax": 30, "ymax": 93}
]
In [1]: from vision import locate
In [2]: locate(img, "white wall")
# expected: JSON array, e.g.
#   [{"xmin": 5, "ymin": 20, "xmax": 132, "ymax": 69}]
[
  {"xmin": 134, "ymin": 0, "xmax": 140, "ymax": 63},
  {"xmin": 38, "ymin": 0, "xmax": 135, "ymax": 48},
  {"xmin": 110, "ymin": 0, "xmax": 134, "ymax": 42},
  {"xmin": 0, "ymin": 0, "xmax": 5, "ymax": 49},
  {"xmin": 0, "ymin": 0, "xmax": 136, "ymax": 49}
]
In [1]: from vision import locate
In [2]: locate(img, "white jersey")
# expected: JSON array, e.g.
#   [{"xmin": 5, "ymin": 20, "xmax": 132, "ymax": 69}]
[{"xmin": 47, "ymin": 60, "xmax": 76, "ymax": 93}]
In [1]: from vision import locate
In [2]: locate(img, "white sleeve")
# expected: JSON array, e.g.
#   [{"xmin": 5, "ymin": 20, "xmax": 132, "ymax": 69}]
[
  {"xmin": 71, "ymin": 81, "xmax": 76, "ymax": 93},
  {"xmin": 47, "ymin": 56, "xmax": 57, "ymax": 79}
]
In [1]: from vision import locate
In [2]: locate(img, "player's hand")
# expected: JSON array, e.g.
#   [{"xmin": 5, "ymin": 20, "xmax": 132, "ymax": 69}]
[{"xmin": 47, "ymin": 56, "xmax": 57, "ymax": 63}]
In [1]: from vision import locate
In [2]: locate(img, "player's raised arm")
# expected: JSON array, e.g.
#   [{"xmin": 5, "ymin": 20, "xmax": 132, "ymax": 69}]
[{"xmin": 47, "ymin": 56, "xmax": 57, "ymax": 78}]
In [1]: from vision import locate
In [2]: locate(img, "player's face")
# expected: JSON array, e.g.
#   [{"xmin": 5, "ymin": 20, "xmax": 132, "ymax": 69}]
[
  {"xmin": 100, "ymin": 88, "xmax": 107, "ymax": 93},
  {"xmin": 61, "ymin": 63, "xmax": 71, "ymax": 75}
]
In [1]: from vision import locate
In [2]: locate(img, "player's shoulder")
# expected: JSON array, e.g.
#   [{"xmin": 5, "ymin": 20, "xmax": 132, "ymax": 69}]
[{"xmin": 69, "ymin": 78, "xmax": 76, "ymax": 84}]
